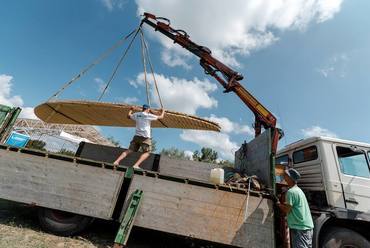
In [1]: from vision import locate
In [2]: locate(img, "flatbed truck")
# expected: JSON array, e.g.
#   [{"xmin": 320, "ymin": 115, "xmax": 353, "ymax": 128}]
[{"xmin": 0, "ymin": 129, "xmax": 276, "ymax": 247}]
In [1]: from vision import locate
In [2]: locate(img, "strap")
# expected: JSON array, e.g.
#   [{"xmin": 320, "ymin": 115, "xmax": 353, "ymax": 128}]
[
  {"xmin": 139, "ymin": 30, "xmax": 151, "ymax": 106},
  {"xmin": 98, "ymin": 27, "xmax": 142, "ymax": 101},
  {"xmin": 140, "ymin": 29, "xmax": 164, "ymax": 109},
  {"xmin": 48, "ymin": 28, "xmax": 138, "ymax": 101}
]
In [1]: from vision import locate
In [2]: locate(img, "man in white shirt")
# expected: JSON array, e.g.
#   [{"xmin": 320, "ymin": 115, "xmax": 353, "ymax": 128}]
[{"xmin": 114, "ymin": 104, "xmax": 165, "ymax": 169}]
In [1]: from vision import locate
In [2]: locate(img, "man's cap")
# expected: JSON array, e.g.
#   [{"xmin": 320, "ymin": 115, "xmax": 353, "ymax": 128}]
[
  {"xmin": 142, "ymin": 104, "xmax": 150, "ymax": 110},
  {"xmin": 285, "ymin": 168, "xmax": 301, "ymax": 182}
]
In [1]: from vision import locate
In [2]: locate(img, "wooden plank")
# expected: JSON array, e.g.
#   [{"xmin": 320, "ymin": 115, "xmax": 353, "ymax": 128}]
[
  {"xmin": 125, "ymin": 175, "xmax": 275, "ymax": 248},
  {"xmin": 159, "ymin": 156, "xmax": 221, "ymax": 182},
  {"xmin": 0, "ymin": 149, "xmax": 124, "ymax": 219}
]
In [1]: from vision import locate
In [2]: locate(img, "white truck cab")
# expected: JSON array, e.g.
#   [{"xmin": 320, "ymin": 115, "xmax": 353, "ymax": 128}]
[{"xmin": 277, "ymin": 136, "xmax": 370, "ymax": 248}]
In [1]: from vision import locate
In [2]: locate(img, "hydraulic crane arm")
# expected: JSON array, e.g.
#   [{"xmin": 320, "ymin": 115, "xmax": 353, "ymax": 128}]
[{"xmin": 141, "ymin": 13, "xmax": 282, "ymax": 154}]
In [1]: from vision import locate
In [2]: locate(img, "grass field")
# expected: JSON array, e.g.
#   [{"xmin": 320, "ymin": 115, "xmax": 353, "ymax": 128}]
[
  {"xmin": 0, "ymin": 199, "xmax": 114, "ymax": 248},
  {"xmin": 0, "ymin": 199, "xmax": 223, "ymax": 248}
]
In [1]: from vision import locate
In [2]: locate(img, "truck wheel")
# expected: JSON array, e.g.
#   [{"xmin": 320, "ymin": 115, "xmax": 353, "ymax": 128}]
[
  {"xmin": 322, "ymin": 227, "xmax": 370, "ymax": 248},
  {"xmin": 38, "ymin": 208, "xmax": 93, "ymax": 236}
]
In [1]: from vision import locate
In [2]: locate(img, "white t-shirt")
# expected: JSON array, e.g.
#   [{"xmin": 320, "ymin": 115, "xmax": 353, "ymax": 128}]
[{"xmin": 130, "ymin": 112, "xmax": 158, "ymax": 138}]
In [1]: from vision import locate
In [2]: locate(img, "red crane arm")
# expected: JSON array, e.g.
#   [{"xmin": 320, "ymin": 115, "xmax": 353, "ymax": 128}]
[{"xmin": 141, "ymin": 13, "xmax": 281, "ymax": 153}]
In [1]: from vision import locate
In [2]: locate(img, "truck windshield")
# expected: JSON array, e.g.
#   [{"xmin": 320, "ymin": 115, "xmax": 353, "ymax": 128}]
[{"xmin": 337, "ymin": 146, "xmax": 370, "ymax": 178}]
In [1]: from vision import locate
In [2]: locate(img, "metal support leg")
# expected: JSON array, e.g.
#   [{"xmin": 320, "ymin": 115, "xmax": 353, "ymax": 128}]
[{"xmin": 113, "ymin": 189, "xmax": 143, "ymax": 248}]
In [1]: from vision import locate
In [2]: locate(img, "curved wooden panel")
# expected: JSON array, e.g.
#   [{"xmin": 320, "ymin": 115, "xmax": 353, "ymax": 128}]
[{"xmin": 35, "ymin": 100, "xmax": 220, "ymax": 132}]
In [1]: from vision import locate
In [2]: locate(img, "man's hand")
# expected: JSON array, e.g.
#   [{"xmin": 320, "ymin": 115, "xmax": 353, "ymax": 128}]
[
  {"xmin": 276, "ymin": 201, "xmax": 292, "ymax": 215},
  {"xmin": 128, "ymin": 106, "xmax": 137, "ymax": 119},
  {"xmin": 130, "ymin": 106, "xmax": 140, "ymax": 111},
  {"xmin": 157, "ymin": 108, "xmax": 165, "ymax": 119}
]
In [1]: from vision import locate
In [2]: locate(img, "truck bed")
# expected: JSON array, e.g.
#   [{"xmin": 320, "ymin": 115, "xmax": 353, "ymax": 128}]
[
  {"xmin": 0, "ymin": 144, "xmax": 274, "ymax": 247},
  {"xmin": 127, "ymin": 172, "xmax": 274, "ymax": 247}
]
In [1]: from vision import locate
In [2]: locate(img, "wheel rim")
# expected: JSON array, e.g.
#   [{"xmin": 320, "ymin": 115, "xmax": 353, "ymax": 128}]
[{"xmin": 49, "ymin": 209, "xmax": 77, "ymax": 222}]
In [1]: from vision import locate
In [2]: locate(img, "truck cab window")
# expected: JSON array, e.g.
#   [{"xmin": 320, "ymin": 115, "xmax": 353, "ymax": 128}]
[
  {"xmin": 276, "ymin": 155, "xmax": 289, "ymax": 165},
  {"xmin": 336, "ymin": 146, "xmax": 370, "ymax": 178},
  {"xmin": 293, "ymin": 146, "xmax": 318, "ymax": 164},
  {"xmin": 276, "ymin": 155, "xmax": 289, "ymax": 183}
]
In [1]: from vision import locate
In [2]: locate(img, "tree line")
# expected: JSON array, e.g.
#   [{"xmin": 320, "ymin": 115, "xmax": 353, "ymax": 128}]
[
  {"xmin": 161, "ymin": 147, "xmax": 233, "ymax": 166},
  {"xmin": 26, "ymin": 138, "xmax": 233, "ymax": 166}
]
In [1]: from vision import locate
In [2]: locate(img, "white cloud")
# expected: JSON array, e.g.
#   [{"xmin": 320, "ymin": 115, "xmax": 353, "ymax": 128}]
[
  {"xmin": 302, "ymin": 125, "xmax": 338, "ymax": 138},
  {"xmin": 161, "ymin": 48, "xmax": 192, "ymax": 69},
  {"xmin": 316, "ymin": 0, "xmax": 343, "ymax": 22},
  {"xmin": 206, "ymin": 114, "xmax": 254, "ymax": 135},
  {"xmin": 19, "ymin": 107, "xmax": 37, "ymax": 119},
  {"xmin": 184, "ymin": 150, "xmax": 194, "ymax": 160},
  {"xmin": 318, "ymin": 66, "xmax": 334, "ymax": 78},
  {"xmin": 132, "ymin": 72, "xmax": 218, "ymax": 114},
  {"xmin": 0, "ymin": 74, "xmax": 37, "ymax": 119},
  {"xmin": 122, "ymin": 97, "xmax": 139, "ymax": 104},
  {"xmin": 128, "ymin": 79, "xmax": 139, "ymax": 88},
  {"xmin": 317, "ymin": 52, "xmax": 349, "ymax": 78},
  {"xmin": 100, "ymin": 0, "xmax": 127, "ymax": 11},
  {"xmin": 136, "ymin": 0, "xmax": 343, "ymax": 68},
  {"xmin": 180, "ymin": 131, "xmax": 238, "ymax": 160},
  {"xmin": 180, "ymin": 115, "xmax": 254, "ymax": 160},
  {"xmin": 94, "ymin": 77, "xmax": 106, "ymax": 93},
  {"xmin": 0, "ymin": 74, "xmax": 23, "ymax": 107}
]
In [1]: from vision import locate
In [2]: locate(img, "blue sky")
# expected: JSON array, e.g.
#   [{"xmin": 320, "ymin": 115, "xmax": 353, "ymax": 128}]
[{"xmin": 1, "ymin": 0, "xmax": 370, "ymax": 160}]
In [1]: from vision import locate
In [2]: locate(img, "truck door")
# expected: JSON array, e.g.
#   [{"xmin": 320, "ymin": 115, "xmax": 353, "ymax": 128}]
[{"xmin": 334, "ymin": 145, "xmax": 370, "ymax": 212}]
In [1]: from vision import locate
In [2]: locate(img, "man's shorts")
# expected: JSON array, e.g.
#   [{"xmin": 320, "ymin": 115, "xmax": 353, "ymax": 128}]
[
  {"xmin": 129, "ymin": 135, "xmax": 152, "ymax": 152},
  {"xmin": 291, "ymin": 229, "xmax": 313, "ymax": 248}
]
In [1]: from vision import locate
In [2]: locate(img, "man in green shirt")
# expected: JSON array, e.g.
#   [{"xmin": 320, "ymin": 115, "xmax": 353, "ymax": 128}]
[{"xmin": 278, "ymin": 168, "xmax": 314, "ymax": 248}]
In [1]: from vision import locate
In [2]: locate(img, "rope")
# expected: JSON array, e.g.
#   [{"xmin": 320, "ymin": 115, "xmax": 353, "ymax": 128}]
[
  {"xmin": 48, "ymin": 28, "xmax": 137, "ymax": 101},
  {"xmin": 139, "ymin": 30, "xmax": 151, "ymax": 106},
  {"xmin": 244, "ymin": 177, "xmax": 252, "ymax": 222},
  {"xmin": 98, "ymin": 27, "xmax": 142, "ymax": 101},
  {"xmin": 139, "ymin": 29, "xmax": 164, "ymax": 109}
]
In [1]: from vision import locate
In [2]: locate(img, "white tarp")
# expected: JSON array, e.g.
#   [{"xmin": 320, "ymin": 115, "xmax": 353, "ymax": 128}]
[{"xmin": 60, "ymin": 131, "xmax": 91, "ymax": 143}]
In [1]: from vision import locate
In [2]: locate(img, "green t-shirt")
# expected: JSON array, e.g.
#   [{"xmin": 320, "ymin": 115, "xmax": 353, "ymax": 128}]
[{"xmin": 286, "ymin": 185, "xmax": 314, "ymax": 230}]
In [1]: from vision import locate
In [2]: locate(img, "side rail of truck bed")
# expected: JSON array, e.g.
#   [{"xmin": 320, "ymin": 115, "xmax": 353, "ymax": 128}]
[{"xmin": 0, "ymin": 144, "xmax": 275, "ymax": 248}]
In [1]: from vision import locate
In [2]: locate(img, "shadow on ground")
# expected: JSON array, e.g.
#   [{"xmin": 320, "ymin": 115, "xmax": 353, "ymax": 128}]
[{"xmin": 0, "ymin": 199, "xmax": 229, "ymax": 248}]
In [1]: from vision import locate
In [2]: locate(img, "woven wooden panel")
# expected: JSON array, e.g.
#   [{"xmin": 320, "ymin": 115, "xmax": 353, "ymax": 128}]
[{"xmin": 34, "ymin": 100, "xmax": 220, "ymax": 132}]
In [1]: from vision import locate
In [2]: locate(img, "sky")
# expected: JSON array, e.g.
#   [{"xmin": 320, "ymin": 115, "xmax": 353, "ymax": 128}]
[{"xmin": 1, "ymin": 0, "xmax": 370, "ymax": 160}]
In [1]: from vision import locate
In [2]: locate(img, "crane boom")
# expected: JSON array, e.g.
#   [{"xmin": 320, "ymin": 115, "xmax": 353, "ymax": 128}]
[{"xmin": 141, "ymin": 13, "xmax": 281, "ymax": 153}]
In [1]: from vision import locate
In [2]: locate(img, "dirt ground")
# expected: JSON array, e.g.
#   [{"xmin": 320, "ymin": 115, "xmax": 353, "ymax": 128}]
[{"xmin": 0, "ymin": 199, "xmax": 224, "ymax": 248}]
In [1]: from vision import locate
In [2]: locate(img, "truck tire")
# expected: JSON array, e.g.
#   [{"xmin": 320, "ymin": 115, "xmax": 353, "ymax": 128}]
[
  {"xmin": 38, "ymin": 208, "xmax": 93, "ymax": 236},
  {"xmin": 322, "ymin": 227, "xmax": 370, "ymax": 248}
]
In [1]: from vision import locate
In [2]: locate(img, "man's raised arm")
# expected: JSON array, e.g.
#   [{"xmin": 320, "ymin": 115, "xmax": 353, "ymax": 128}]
[
  {"xmin": 127, "ymin": 107, "xmax": 134, "ymax": 119},
  {"xmin": 157, "ymin": 108, "xmax": 165, "ymax": 119},
  {"xmin": 128, "ymin": 106, "xmax": 140, "ymax": 119}
]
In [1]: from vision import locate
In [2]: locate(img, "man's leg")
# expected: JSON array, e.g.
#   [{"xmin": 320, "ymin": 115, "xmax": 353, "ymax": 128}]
[
  {"xmin": 132, "ymin": 152, "xmax": 150, "ymax": 169},
  {"xmin": 114, "ymin": 136, "xmax": 139, "ymax": 165},
  {"xmin": 113, "ymin": 149, "xmax": 132, "ymax": 165},
  {"xmin": 132, "ymin": 142, "xmax": 151, "ymax": 169}
]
